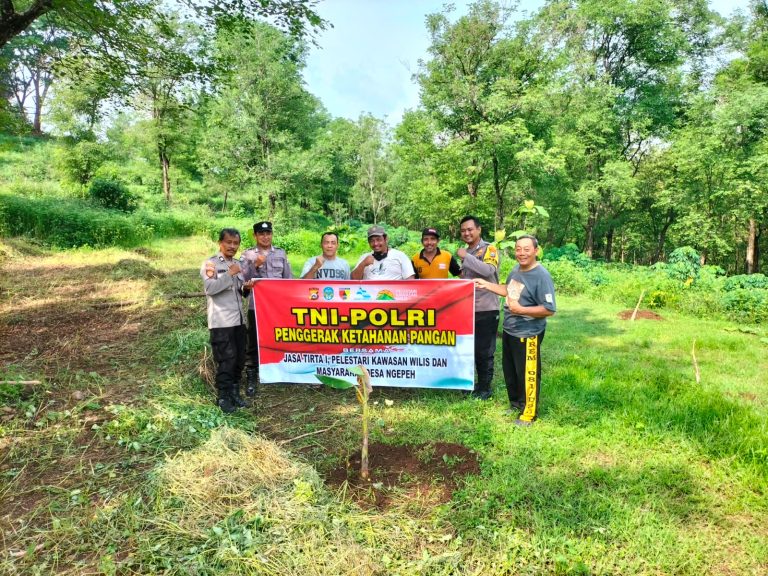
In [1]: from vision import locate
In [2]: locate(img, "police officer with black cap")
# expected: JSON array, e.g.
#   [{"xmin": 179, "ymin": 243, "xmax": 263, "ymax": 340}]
[{"xmin": 241, "ymin": 221, "xmax": 293, "ymax": 396}]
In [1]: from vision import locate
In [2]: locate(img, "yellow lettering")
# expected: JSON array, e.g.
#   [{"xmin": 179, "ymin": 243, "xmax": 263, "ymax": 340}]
[
  {"xmin": 350, "ymin": 308, "xmax": 366, "ymax": 326},
  {"xmin": 369, "ymin": 309, "xmax": 388, "ymax": 326},
  {"xmin": 292, "ymin": 308, "xmax": 309, "ymax": 325}
]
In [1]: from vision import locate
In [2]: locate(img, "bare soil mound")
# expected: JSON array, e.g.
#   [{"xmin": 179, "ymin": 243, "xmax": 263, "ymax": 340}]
[{"xmin": 325, "ymin": 441, "xmax": 480, "ymax": 509}]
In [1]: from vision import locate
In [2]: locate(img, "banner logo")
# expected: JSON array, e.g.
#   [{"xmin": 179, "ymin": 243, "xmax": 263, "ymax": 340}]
[{"xmin": 376, "ymin": 289, "xmax": 395, "ymax": 301}]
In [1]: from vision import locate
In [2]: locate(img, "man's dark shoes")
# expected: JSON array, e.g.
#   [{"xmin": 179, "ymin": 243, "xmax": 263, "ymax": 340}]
[
  {"xmin": 512, "ymin": 418, "xmax": 532, "ymax": 427},
  {"xmin": 217, "ymin": 397, "xmax": 236, "ymax": 414},
  {"xmin": 245, "ymin": 369, "xmax": 258, "ymax": 397},
  {"xmin": 505, "ymin": 402, "xmax": 524, "ymax": 415},
  {"xmin": 470, "ymin": 390, "xmax": 492, "ymax": 400},
  {"xmin": 230, "ymin": 394, "xmax": 248, "ymax": 408}
]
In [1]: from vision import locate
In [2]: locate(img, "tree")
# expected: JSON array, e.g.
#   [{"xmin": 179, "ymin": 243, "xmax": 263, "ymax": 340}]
[
  {"xmin": 417, "ymin": 1, "xmax": 556, "ymax": 230},
  {"xmin": 536, "ymin": 0, "xmax": 720, "ymax": 259},
  {"xmin": 199, "ymin": 20, "xmax": 324, "ymax": 215},
  {"xmin": 0, "ymin": 0, "xmax": 325, "ymax": 49},
  {"xmin": 351, "ymin": 114, "xmax": 392, "ymax": 224},
  {"xmin": 128, "ymin": 17, "xmax": 205, "ymax": 203},
  {"xmin": 2, "ymin": 19, "xmax": 67, "ymax": 134}
]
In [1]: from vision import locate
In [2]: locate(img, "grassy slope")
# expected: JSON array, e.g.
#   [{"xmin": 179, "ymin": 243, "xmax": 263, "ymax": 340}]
[{"xmin": 0, "ymin": 236, "xmax": 766, "ymax": 575}]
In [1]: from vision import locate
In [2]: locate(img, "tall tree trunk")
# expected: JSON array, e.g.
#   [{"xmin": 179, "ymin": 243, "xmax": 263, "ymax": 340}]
[
  {"xmin": 746, "ymin": 217, "xmax": 757, "ymax": 274},
  {"xmin": 604, "ymin": 227, "xmax": 614, "ymax": 262},
  {"xmin": 584, "ymin": 202, "xmax": 598, "ymax": 258},
  {"xmin": 159, "ymin": 148, "xmax": 171, "ymax": 203},
  {"xmin": 268, "ymin": 192, "xmax": 277, "ymax": 220},
  {"xmin": 652, "ymin": 208, "xmax": 676, "ymax": 264},
  {"xmin": 492, "ymin": 155, "xmax": 504, "ymax": 231},
  {"xmin": 32, "ymin": 75, "xmax": 43, "ymax": 135},
  {"xmin": 555, "ymin": 214, "xmax": 572, "ymax": 246}
]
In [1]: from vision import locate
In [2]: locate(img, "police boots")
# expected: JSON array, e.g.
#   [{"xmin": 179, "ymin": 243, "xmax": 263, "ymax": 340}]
[
  {"xmin": 245, "ymin": 367, "xmax": 259, "ymax": 397},
  {"xmin": 230, "ymin": 383, "xmax": 248, "ymax": 408},
  {"xmin": 217, "ymin": 395, "xmax": 236, "ymax": 414}
]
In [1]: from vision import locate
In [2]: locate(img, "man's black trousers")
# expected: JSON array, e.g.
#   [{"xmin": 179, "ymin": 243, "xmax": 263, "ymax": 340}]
[
  {"xmin": 502, "ymin": 330, "xmax": 545, "ymax": 422},
  {"xmin": 246, "ymin": 309, "xmax": 259, "ymax": 368},
  {"xmin": 209, "ymin": 325, "xmax": 246, "ymax": 398},
  {"xmin": 474, "ymin": 310, "xmax": 499, "ymax": 395}
]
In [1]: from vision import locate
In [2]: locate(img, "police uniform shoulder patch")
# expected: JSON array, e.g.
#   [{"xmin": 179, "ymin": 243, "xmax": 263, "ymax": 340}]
[
  {"xmin": 205, "ymin": 261, "xmax": 216, "ymax": 278},
  {"xmin": 483, "ymin": 245, "xmax": 499, "ymax": 267}
]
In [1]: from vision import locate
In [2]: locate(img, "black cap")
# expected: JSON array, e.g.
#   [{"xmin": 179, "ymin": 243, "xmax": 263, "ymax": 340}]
[
  {"xmin": 253, "ymin": 221, "xmax": 273, "ymax": 233},
  {"xmin": 422, "ymin": 227, "xmax": 440, "ymax": 238}
]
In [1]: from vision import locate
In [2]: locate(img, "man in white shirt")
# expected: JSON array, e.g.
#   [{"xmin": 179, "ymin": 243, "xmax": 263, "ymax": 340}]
[{"xmin": 351, "ymin": 225, "xmax": 416, "ymax": 280}]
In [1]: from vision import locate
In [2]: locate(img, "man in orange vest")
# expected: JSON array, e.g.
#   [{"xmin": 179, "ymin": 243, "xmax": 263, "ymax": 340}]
[{"xmin": 411, "ymin": 227, "xmax": 461, "ymax": 279}]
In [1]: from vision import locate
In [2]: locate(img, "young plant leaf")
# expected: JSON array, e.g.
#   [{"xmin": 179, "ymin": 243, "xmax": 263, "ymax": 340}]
[{"xmin": 315, "ymin": 375, "xmax": 355, "ymax": 389}]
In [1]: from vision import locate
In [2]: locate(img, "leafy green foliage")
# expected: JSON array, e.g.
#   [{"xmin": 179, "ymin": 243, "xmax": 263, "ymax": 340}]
[
  {"xmin": 0, "ymin": 192, "xmax": 207, "ymax": 247},
  {"xmin": 721, "ymin": 288, "xmax": 768, "ymax": 323},
  {"xmin": 724, "ymin": 273, "xmax": 768, "ymax": 291},
  {"xmin": 88, "ymin": 178, "xmax": 136, "ymax": 212},
  {"xmin": 54, "ymin": 139, "xmax": 109, "ymax": 186},
  {"xmin": 667, "ymin": 246, "xmax": 702, "ymax": 283}
]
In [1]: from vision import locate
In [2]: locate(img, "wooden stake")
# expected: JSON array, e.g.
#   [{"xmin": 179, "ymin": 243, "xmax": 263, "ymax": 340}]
[
  {"xmin": 280, "ymin": 421, "xmax": 340, "ymax": 445},
  {"xmin": 692, "ymin": 339, "xmax": 701, "ymax": 384},
  {"xmin": 630, "ymin": 289, "xmax": 646, "ymax": 321}
]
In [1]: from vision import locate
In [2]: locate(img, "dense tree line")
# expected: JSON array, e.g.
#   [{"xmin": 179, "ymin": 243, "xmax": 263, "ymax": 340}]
[{"xmin": 1, "ymin": 0, "xmax": 767, "ymax": 275}]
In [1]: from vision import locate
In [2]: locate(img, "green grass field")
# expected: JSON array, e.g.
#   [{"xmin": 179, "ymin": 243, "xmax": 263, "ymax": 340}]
[{"xmin": 1, "ymin": 236, "xmax": 766, "ymax": 575}]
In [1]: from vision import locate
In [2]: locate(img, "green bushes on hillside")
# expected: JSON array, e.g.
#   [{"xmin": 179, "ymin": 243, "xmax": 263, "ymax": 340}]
[
  {"xmin": 544, "ymin": 245, "xmax": 768, "ymax": 324},
  {"xmin": 0, "ymin": 193, "xmax": 211, "ymax": 248}
]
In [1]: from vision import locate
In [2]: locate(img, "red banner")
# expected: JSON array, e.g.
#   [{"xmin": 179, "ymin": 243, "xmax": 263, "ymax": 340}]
[{"xmin": 252, "ymin": 279, "xmax": 475, "ymax": 389}]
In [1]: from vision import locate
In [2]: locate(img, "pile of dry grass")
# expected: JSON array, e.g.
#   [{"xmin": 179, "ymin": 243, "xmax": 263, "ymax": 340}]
[
  {"xmin": 154, "ymin": 428, "xmax": 383, "ymax": 575},
  {"xmin": 161, "ymin": 427, "xmax": 306, "ymax": 522}
]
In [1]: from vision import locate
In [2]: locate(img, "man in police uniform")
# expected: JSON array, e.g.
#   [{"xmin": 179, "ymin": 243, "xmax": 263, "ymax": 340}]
[
  {"xmin": 241, "ymin": 221, "xmax": 293, "ymax": 396},
  {"xmin": 411, "ymin": 227, "xmax": 461, "ymax": 279},
  {"xmin": 457, "ymin": 215, "xmax": 500, "ymax": 400},
  {"xmin": 201, "ymin": 228, "xmax": 248, "ymax": 413}
]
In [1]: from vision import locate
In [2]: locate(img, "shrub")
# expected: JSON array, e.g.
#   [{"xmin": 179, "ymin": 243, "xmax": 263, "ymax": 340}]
[
  {"xmin": 0, "ymin": 193, "xmax": 208, "ymax": 248},
  {"xmin": 543, "ymin": 243, "xmax": 592, "ymax": 267},
  {"xmin": 723, "ymin": 273, "xmax": 768, "ymax": 291},
  {"xmin": 667, "ymin": 246, "xmax": 701, "ymax": 283},
  {"xmin": 277, "ymin": 230, "xmax": 322, "ymax": 255},
  {"xmin": 54, "ymin": 139, "xmax": 109, "ymax": 185},
  {"xmin": 545, "ymin": 260, "xmax": 591, "ymax": 295},
  {"xmin": 88, "ymin": 178, "xmax": 136, "ymax": 212},
  {"xmin": 383, "ymin": 225, "xmax": 410, "ymax": 248},
  {"xmin": 647, "ymin": 289, "xmax": 672, "ymax": 309},
  {"xmin": 720, "ymin": 288, "xmax": 768, "ymax": 323}
]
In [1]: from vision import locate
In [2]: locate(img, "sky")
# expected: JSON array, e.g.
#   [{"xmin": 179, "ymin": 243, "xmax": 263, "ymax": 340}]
[{"xmin": 303, "ymin": 0, "xmax": 752, "ymax": 125}]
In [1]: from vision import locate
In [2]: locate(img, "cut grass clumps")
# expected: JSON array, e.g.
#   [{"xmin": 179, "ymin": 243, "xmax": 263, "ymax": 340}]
[
  {"xmin": 128, "ymin": 428, "xmax": 379, "ymax": 575},
  {"xmin": 160, "ymin": 427, "xmax": 307, "ymax": 509}
]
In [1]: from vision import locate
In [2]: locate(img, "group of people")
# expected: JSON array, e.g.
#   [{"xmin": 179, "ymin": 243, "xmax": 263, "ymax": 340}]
[{"xmin": 201, "ymin": 217, "xmax": 556, "ymax": 427}]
